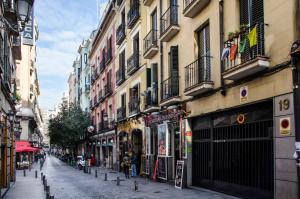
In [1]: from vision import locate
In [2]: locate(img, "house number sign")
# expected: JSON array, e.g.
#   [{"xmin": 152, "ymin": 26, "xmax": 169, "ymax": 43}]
[{"xmin": 274, "ymin": 93, "xmax": 294, "ymax": 117}]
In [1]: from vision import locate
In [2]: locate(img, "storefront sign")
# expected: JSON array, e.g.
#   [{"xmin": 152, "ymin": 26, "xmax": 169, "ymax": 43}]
[
  {"xmin": 145, "ymin": 110, "xmax": 180, "ymax": 127},
  {"xmin": 23, "ymin": 8, "xmax": 34, "ymax": 46},
  {"xmin": 175, "ymin": 160, "xmax": 184, "ymax": 189}
]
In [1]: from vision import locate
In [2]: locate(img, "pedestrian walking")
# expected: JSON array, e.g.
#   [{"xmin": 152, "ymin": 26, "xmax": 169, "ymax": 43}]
[
  {"xmin": 131, "ymin": 152, "xmax": 137, "ymax": 177},
  {"xmin": 122, "ymin": 152, "xmax": 130, "ymax": 179},
  {"xmin": 40, "ymin": 156, "xmax": 44, "ymax": 170}
]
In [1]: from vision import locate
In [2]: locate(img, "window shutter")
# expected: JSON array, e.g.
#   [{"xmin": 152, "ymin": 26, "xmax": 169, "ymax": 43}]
[
  {"xmin": 170, "ymin": 46, "xmax": 178, "ymax": 78},
  {"xmin": 151, "ymin": 63, "xmax": 158, "ymax": 85},
  {"xmin": 146, "ymin": 68, "xmax": 151, "ymax": 88}
]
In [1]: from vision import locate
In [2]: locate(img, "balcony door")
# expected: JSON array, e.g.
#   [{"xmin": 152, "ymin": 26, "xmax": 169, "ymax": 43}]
[
  {"xmin": 197, "ymin": 24, "xmax": 210, "ymax": 82},
  {"xmin": 133, "ymin": 33, "xmax": 139, "ymax": 55}
]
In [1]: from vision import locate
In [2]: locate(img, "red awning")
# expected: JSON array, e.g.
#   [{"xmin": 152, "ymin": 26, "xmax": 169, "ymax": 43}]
[{"xmin": 16, "ymin": 141, "xmax": 40, "ymax": 153}]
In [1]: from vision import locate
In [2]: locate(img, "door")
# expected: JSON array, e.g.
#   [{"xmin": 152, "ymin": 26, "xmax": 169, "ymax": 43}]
[
  {"xmin": 192, "ymin": 101, "xmax": 274, "ymax": 199},
  {"xmin": 197, "ymin": 24, "xmax": 210, "ymax": 83}
]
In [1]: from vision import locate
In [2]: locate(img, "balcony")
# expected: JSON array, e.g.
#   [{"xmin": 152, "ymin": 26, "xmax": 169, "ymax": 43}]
[
  {"xmin": 116, "ymin": 67, "xmax": 126, "ymax": 86},
  {"xmin": 100, "ymin": 59, "xmax": 106, "ymax": 74},
  {"xmin": 127, "ymin": 53, "xmax": 140, "ymax": 76},
  {"xmin": 183, "ymin": 0, "xmax": 210, "ymax": 18},
  {"xmin": 116, "ymin": 23, "xmax": 126, "ymax": 45},
  {"xmin": 117, "ymin": 107, "xmax": 126, "ymax": 122},
  {"xmin": 160, "ymin": 5, "xmax": 179, "ymax": 42},
  {"xmin": 98, "ymin": 89, "xmax": 104, "ymax": 103},
  {"xmin": 104, "ymin": 83, "xmax": 113, "ymax": 98},
  {"xmin": 106, "ymin": 48, "xmax": 112, "ymax": 65},
  {"xmin": 98, "ymin": 118, "xmax": 115, "ymax": 133},
  {"xmin": 129, "ymin": 97, "xmax": 140, "ymax": 116},
  {"xmin": 223, "ymin": 22, "xmax": 269, "ymax": 81},
  {"xmin": 184, "ymin": 56, "xmax": 214, "ymax": 96},
  {"xmin": 161, "ymin": 75, "xmax": 180, "ymax": 106},
  {"xmin": 89, "ymin": 100, "xmax": 93, "ymax": 109},
  {"xmin": 144, "ymin": 85, "xmax": 159, "ymax": 113},
  {"xmin": 143, "ymin": 29, "xmax": 158, "ymax": 59},
  {"xmin": 85, "ymin": 84, "xmax": 90, "ymax": 92},
  {"xmin": 143, "ymin": 0, "xmax": 154, "ymax": 6},
  {"xmin": 93, "ymin": 96, "xmax": 98, "ymax": 106},
  {"xmin": 127, "ymin": 2, "xmax": 140, "ymax": 29}
]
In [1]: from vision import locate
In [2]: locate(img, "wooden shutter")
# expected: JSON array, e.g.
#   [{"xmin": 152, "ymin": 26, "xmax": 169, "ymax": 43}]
[
  {"xmin": 146, "ymin": 68, "xmax": 151, "ymax": 88},
  {"xmin": 170, "ymin": 46, "xmax": 178, "ymax": 78}
]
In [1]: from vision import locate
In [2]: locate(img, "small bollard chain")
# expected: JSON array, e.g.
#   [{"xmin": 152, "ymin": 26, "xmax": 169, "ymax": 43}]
[
  {"xmin": 104, "ymin": 173, "xmax": 107, "ymax": 181},
  {"xmin": 116, "ymin": 176, "xmax": 120, "ymax": 186},
  {"xmin": 23, "ymin": 169, "xmax": 26, "ymax": 177},
  {"xmin": 35, "ymin": 170, "xmax": 38, "ymax": 179},
  {"xmin": 95, "ymin": 170, "xmax": 98, "ymax": 178}
]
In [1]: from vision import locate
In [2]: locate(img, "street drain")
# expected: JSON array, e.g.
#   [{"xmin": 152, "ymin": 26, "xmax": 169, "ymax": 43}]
[{"xmin": 153, "ymin": 191, "xmax": 161, "ymax": 194}]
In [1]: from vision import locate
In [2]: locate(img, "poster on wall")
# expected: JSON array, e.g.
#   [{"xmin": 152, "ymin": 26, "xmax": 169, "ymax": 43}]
[
  {"xmin": 175, "ymin": 160, "xmax": 184, "ymax": 189},
  {"xmin": 158, "ymin": 123, "xmax": 167, "ymax": 156}
]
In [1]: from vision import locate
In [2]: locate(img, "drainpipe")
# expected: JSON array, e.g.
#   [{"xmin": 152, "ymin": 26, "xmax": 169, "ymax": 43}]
[
  {"xmin": 292, "ymin": 1, "xmax": 300, "ymax": 198},
  {"xmin": 160, "ymin": 0, "xmax": 164, "ymax": 104},
  {"xmin": 219, "ymin": 0, "xmax": 226, "ymax": 96}
]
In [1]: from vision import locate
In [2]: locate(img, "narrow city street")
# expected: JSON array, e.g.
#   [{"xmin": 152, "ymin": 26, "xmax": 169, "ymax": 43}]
[{"xmin": 5, "ymin": 156, "xmax": 234, "ymax": 199}]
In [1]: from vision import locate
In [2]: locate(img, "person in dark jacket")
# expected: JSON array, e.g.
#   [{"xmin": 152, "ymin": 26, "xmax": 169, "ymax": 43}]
[{"xmin": 123, "ymin": 152, "xmax": 130, "ymax": 179}]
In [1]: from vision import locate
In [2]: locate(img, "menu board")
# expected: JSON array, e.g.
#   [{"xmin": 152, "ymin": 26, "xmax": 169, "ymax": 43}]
[{"xmin": 175, "ymin": 160, "xmax": 184, "ymax": 189}]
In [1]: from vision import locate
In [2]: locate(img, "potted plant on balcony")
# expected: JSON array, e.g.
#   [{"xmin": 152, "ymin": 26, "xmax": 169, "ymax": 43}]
[
  {"xmin": 227, "ymin": 32, "xmax": 235, "ymax": 41},
  {"xmin": 240, "ymin": 24, "xmax": 248, "ymax": 33}
]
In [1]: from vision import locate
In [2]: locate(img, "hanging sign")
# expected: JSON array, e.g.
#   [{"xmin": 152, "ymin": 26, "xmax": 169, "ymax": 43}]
[{"xmin": 175, "ymin": 160, "xmax": 184, "ymax": 189}]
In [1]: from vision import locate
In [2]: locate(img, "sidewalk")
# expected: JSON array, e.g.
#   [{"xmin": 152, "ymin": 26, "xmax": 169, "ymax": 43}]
[{"xmin": 4, "ymin": 163, "xmax": 45, "ymax": 199}]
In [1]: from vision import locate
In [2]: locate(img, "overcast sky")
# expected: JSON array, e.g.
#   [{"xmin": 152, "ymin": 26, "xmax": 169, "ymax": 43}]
[{"xmin": 35, "ymin": 0, "xmax": 108, "ymax": 110}]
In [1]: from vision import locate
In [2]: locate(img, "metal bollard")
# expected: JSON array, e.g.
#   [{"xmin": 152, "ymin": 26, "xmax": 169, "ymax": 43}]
[
  {"xmin": 43, "ymin": 176, "xmax": 45, "ymax": 185},
  {"xmin": 46, "ymin": 192, "xmax": 50, "ymax": 199},
  {"xmin": 46, "ymin": 185, "xmax": 50, "ymax": 193},
  {"xmin": 104, "ymin": 173, "xmax": 107, "ymax": 181},
  {"xmin": 88, "ymin": 167, "xmax": 91, "ymax": 174},
  {"xmin": 35, "ymin": 170, "xmax": 38, "ymax": 179},
  {"xmin": 41, "ymin": 172, "xmax": 43, "ymax": 180},
  {"xmin": 23, "ymin": 169, "xmax": 26, "ymax": 177},
  {"xmin": 50, "ymin": 196, "xmax": 54, "ymax": 199},
  {"xmin": 134, "ymin": 181, "xmax": 138, "ymax": 191},
  {"xmin": 116, "ymin": 176, "xmax": 120, "ymax": 186},
  {"xmin": 29, "ymin": 166, "xmax": 31, "ymax": 172},
  {"xmin": 95, "ymin": 170, "xmax": 98, "ymax": 178},
  {"xmin": 44, "ymin": 179, "xmax": 47, "ymax": 190}
]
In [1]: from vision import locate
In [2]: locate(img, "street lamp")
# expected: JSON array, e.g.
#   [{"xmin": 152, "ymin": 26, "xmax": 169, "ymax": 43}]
[
  {"xmin": 8, "ymin": 110, "xmax": 15, "ymax": 123},
  {"xmin": 0, "ymin": 0, "xmax": 35, "ymax": 33}
]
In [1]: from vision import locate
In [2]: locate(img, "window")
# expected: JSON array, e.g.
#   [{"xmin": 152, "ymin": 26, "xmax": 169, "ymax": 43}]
[
  {"xmin": 151, "ymin": 9, "xmax": 157, "ymax": 31},
  {"xmin": 84, "ymin": 53, "xmax": 87, "ymax": 65},
  {"xmin": 197, "ymin": 24, "xmax": 210, "ymax": 80},
  {"xmin": 240, "ymin": 0, "xmax": 264, "ymax": 26},
  {"xmin": 121, "ymin": 93, "xmax": 126, "ymax": 107},
  {"xmin": 133, "ymin": 33, "xmax": 139, "ymax": 54}
]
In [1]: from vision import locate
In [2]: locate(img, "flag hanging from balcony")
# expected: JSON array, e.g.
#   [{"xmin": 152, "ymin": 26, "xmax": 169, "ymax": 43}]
[
  {"xmin": 248, "ymin": 25, "xmax": 257, "ymax": 48},
  {"xmin": 230, "ymin": 44, "xmax": 238, "ymax": 61},
  {"xmin": 239, "ymin": 38, "xmax": 247, "ymax": 53}
]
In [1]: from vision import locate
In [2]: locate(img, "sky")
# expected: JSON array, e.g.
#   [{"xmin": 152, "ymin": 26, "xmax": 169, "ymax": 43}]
[{"xmin": 35, "ymin": 0, "xmax": 108, "ymax": 110}]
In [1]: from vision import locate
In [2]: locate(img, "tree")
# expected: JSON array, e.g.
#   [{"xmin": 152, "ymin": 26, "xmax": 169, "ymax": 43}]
[{"xmin": 48, "ymin": 103, "xmax": 90, "ymax": 151}]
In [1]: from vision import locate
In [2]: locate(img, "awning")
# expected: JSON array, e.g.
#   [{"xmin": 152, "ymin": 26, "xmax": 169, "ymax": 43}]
[{"xmin": 16, "ymin": 141, "xmax": 40, "ymax": 153}]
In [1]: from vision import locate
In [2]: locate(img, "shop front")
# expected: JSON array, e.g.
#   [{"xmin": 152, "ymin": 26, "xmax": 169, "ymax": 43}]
[
  {"xmin": 190, "ymin": 100, "xmax": 274, "ymax": 199},
  {"xmin": 117, "ymin": 117, "xmax": 145, "ymax": 173},
  {"xmin": 144, "ymin": 108, "xmax": 184, "ymax": 182}
]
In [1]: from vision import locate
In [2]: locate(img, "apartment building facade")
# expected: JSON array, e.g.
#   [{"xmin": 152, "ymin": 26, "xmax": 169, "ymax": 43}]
[
  {"xmin": 89, "ymin": 1, "xmax": 117, "ymax": 169},
  {"xmin": 87, "ymin": 0, "xmax": 299, "ymax": 198}
]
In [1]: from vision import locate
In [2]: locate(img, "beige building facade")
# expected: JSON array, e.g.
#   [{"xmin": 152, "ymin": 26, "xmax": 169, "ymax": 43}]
[{"xmin": 88, "ymin": 0, "xmax": 300, "ymax": 198}]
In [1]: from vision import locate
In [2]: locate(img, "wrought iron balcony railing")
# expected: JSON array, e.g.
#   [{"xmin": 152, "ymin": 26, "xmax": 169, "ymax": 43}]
[
  {"xmin": 100, "ymin": 58, "xmax": 106, "ymax": 73},
  {"xmin": 161, "ymin": 5, "xmax": 178, "ymax": 36},
  {"xmin": 116, "ymin": 23, "xmax": 126, "ymax": 45},
  {"xmin": 127, "ymin": 53, "xmax": 140, "ymax": 76},
  {"xmin": 116, "ymin": 67, "xmax": 126, "ymax": 86},
  {"xmin": 127, "ymin": 1, "xmax": 140, "ymax": 29},
  {"xmin": 106, "ymin": 48, "xmax": 112, "ymax": 65},
  {"xmin": 143, "ymin": 29, "xmax": 158, "ymax": 55},
  {"xmin": 104, "ymin": 83, "xmax": 113, "ymax": 98},
  {"xmin": 117, "ymin": 107, "xmax": 126, "ymax": 122},
  {"xmin": 185, "ymin": 56, "xmax": 212, "ymax": 90},
  {"xmin": 223, "ymin": 21, "xmax": 266, "ymax": 71},
  {"xmin": 161, "ymin": 75, "xmax": 179, "ymax": 101},
  {"xmin": 98, "ymin": 118, "xmax": 115, "ymax": 133},
  {"xmin": 129, "ymin": 97, "xmax": 140, "ymax": 116}
]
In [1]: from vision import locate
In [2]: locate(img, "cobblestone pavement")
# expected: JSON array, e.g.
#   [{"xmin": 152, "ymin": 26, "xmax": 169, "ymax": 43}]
[{"xmin": 6, "ymin": 156, "xmax": 237, "ymax": 199}]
